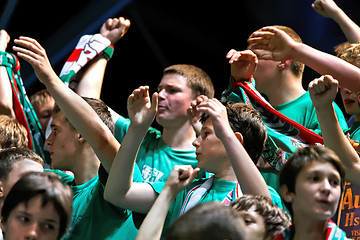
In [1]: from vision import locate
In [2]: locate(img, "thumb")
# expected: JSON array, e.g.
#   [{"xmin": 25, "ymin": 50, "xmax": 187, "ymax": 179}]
[{"xmin": 151, "ymin": 92, "xmax": 158, "ymax": 112}]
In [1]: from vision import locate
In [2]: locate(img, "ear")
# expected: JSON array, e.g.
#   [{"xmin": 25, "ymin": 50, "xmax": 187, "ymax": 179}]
[
  {"xmin": 0, "ymin": 181, "xmax": 4, "ymax": 200},
  {"xmin": 77, "ymin": 133, "xmax": 86, "ymax": 144},
  {"xmin": 278, "ymin": 59, "xmax": 292, "ymax": 71},
  {"xmin": 234, "ymin": 132, "xmax": 244, "ymax": 145},
  {"xmin": 280, "ymin": 184, "xmax": 294, "ymax": 203}
]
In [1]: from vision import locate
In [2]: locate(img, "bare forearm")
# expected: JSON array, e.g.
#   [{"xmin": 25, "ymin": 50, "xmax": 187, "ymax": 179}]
[
  {"xmin": 316, "ymin": 105, "xmax": 360, "ymax": 182},
  {"xmin": 136, "ymin": 186, "xmax": 176, "ymax": 240},
  {"xmin": 222, "ymin": 133, "xmax": 270, "ymax": 198},
  {"xmin": 0, "ymin": 66, "xmax": 14, "ymax": 117},
  {"xmin": 43, "ymin": 72, "xmax": 118, "ymax": 171},
  {"xmin": 104, "ymin": 124, "xmax": 157, "ymax": 213},
  {"xmin": 331, "ymin": 9, "xmax": 360, "ymax": 43},
  {"xmin": 76, "ymin": 55, "xmax": 107, "ymax": 99},
  {"xmin": 292, "ymin": 43, "xmax": 360, "ymax": 93}
]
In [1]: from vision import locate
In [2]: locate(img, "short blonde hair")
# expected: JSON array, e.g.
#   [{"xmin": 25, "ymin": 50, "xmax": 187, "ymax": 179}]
[
  {"xmin": 335, "ymin": 41, "xmax": 360, "ymax": 68},
  {"xmin": 0, "ymin": 115, "xmax": 28, "ymax": 149},
  {"xmin": 30, "ymin": 89, "xmax": 54, "ymax": 108}
]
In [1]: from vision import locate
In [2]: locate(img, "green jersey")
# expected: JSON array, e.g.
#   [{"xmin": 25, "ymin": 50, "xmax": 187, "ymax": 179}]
[
  {"xmin": 49, "ymin": 167, "xmax": 142, "ymax": 240},
  {"xmin": 115, "ymin": 116, "xmax": 205, "ymax": 183}
]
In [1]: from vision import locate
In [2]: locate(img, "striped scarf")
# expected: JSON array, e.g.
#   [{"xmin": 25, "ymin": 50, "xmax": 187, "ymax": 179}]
[{"xmin": 222, "ymin": 77, "xmax": 324, "ymax": 171}]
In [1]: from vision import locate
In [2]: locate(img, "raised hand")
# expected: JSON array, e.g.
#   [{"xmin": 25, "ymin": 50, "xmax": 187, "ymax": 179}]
[
  {"xmin": 187, "ymin": 95, "xmax": 209, "ymax": 135},
  {"xmin": 308, "ymin": 75, "xmax": 339, "ymax": 110},
  {"xmin": 312, "ymin": 0, "xmax": 340, "ymax": 19},
  {"xmin": 100, "ymin": 17, "xmax": 131, "ymax": 45},
  {"xmin": 13, "ymin": 37, "xmax": 57, "ymax": 83},
  {"xmin": 165, "ymin": 165, "xmax": 200, "ymax": 194},
  {"xmin": 226, "ymin": 49, "xmax": 258, "ymax": 82},
  {"xmin": 127, "ymin": 86, "xmax": 158, "ymax": 129},
  {"xmin": 195, "ymin": 98, "xmax": 232, "ymax": 140},
  {"xmin": 248, "ymin": 27, "xmax": 297, "ymax": 61}
]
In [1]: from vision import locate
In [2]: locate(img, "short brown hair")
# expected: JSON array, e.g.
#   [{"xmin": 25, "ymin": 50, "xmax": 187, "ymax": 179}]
[
  {"xmin": 279, "ymin": 145, "xmax": 345, "ymax": 216},
  {"xmin": 53, "ymin": 97, "xmax": 114, "ymax": 134},
  {"xmin": 230, "ymin": 194, "xmax": 291, "ymax": 239},
  {"xmin": 163, "ymin": 64, "xmax": 215, "ymax": 99},
  {"xmin": 200, "ymin": 102, "xmax": 267, "ymax": 163},
  {"xmin": 0, "ymin": 147, "xmax": 44, "ymax": 182},
  {"xmin": 2, "ymin": 171, "xmax": 72, "ymax": 240},
  {"xmin": 0, "ymin": 115, "xmax": 28, "ymax": 149}
]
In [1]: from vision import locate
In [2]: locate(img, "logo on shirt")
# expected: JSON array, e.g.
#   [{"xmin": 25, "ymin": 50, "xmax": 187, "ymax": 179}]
[{"xmin": 142, "ymin": 165, "xmax": 164, "ymax": 182}]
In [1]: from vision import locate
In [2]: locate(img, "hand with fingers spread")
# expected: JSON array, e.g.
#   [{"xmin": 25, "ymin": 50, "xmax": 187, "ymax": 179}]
[
  {"xmin": 13, "ymin": 37, "xmax": 57, "ymax": 84},
  {"xmin": 308, "ymin": 75, "xmax": 339, "ymax": 110},
  {"xmin": 226, "ymin": 49, "xmax": 258, "ymax": 82},
  {"xmin": 164, "ymin": 165, "xmax": 200, "ymax": 194},
  {"xmin": 248, "ymin": 27, "xmax": 297, "ymax": 61},
  {"xmin": 187, "ymin": 95, "xmax": 209, "ymax": 135},
  {"xmin": 100, "ymin": 17, "xmax": 131, "ymax": 45},
  {"xmin": 127, "ymin": 86, "xmax": 158, "ymax": 129},
  {"xmin": 195, "ymin": 98, "xmax": 232, "ymax": 140}
]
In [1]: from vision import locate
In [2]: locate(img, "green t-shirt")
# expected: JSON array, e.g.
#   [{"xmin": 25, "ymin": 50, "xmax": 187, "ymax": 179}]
[
  {"xmin": 48, "ymin": 167, "xmax": 142, "ymax": 240},
  {"xmin": 149, "ymin": 178, "xmax": 284, "ymax": 235},
  {"xmin": 115, "ymin": 116, "xmax": 205, "ymax": 183},
  {"xmin": 274, "ymin": 91, "xmax": 348, "ymax": 135}
]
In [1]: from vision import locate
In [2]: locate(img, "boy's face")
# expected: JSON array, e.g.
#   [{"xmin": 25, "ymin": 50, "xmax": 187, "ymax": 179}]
[
  {"xmin": 34, "ymin": 98, "xmax": 55, "ymax": 132},
  {"xmin": 192, "ymin": 118, "xmax": 228, "ymax": 173},
  {"xmin": 156, "ymin": 74, "xmax": 194, "ymax": 127},
  {"xmin": 340, "ymin": 87, "xmax": 360, "ymax": 116},
  {"xmin": 289, "ymin": 160, "xmax": 341, "ymax": 221},
  {"xmin": 2, "ymin": 195, "xmax": 60, "ymax": 240},
  {"xmin": 45, "ymin": 112, "xmax": 80, "ymax": 170}
]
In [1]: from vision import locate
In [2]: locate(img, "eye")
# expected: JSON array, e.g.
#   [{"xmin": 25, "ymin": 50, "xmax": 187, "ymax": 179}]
[
  {"xmin": 17, "ymin": 215, "xmax": 30, "ymax": 224},
  {"xmin": 201, "ymin": 131, "xmax": 210, "ymax": 139},
  {"xmin": 41, "ymin": 223, "xmax": 56, "ymax": 232},
  {"xmin": 329, "ymin": 178, "xmax": 340, "ymax": 186}
]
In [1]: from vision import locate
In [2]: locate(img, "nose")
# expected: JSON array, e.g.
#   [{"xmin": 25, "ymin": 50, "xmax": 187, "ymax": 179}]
[
  {"xmin": 192, "ymin": 136, "xmax": 200, "ymax": 147},
  {"xmin": 158, "ymin": 88, "xmax": 166, "ymax": 99},
  {"xmin": 25, "ymin": 223, "xmax": 39, "ymax": 240},
  {"xmin": 320, "ymin": 179, "xmax": 331, "ymax": 195},
  {"xmin": 45, "ymin": 131, "xmax": 54, "ymax": 146}
]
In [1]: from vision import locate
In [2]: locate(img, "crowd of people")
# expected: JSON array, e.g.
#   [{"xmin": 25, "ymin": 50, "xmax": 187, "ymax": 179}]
[{"xmin": 1, "ymin": 0, "xmax": 360, "ymax": 239}]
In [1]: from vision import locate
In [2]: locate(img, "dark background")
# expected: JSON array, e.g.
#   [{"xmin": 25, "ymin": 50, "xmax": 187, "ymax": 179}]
[{"xmin": 2, "ymin": 0, "xmax": 360, "ymax": 119}]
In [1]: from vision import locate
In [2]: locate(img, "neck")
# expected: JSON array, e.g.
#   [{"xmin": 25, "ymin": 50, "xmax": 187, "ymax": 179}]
[
  {"xmin": 161, "ymin": 120, "xmax": 196, "ymax": 151},
  {"xmin": 293, "ymin": 216, "xmax": 328, "ymax": 240},
  {"xmin": 214, "ymin": 164, "xmax": 237, "ymax": 182},
  {"xmin": 258, "ymin": 72, "xmax": 305, "ymax": 107},
  {"xmin": 72, "ymin": 146, "xmax": 100, "ymax": 185},
  {"xmin": 354, "ymin": 115, "xmax": 360, "ymax": 122}
]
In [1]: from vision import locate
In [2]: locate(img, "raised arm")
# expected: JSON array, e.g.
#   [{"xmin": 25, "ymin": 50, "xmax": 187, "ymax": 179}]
[
  {"xmin": 135, "ymin": 165, "xmax": 199, "ymax": 240},
  {"xmin": 0, "ymin": 30, "xmax": 15, "ymax": 117},
  {"xmin": 308, "ymin": 75, "xmax": 360, "ymax": 183},
  {"xmin": 76, "ymin": 17, "xmax": 130, "ymax": 99},
  {"xmin": 196, "ymin": 97, "xmax": 271, "ymax": 198},
  {"xmin": 312, "ymin": 0, "xmax": 360, "ymax": 43},
  {"xmin": 104, "ymin": 86, "xmax": 160, "ymax": 214},
  {"xmin": 13, "ymin": 36, "xmax": 118, "ymax": 172},
  {"xmin": 248, "ymin": 26, "xmax": 360, "ymax": 93}
]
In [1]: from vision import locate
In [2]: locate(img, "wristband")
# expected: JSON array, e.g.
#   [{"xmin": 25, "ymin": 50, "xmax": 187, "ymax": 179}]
[{"xmin": 101, "ymin": 44, "xmax": 114, "ymax": 61}]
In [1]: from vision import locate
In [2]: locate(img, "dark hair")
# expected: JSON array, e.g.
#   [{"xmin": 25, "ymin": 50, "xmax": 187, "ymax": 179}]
[
  {"xmin": 279, "ymin": 145, "xmax": 345, "ymax": 216},
  {"xmin": 230, "ymin": 194, "xmax": 291, "ymax": 239},
  {"xmin": 0, "ymin": 147, "xmax": 44, "ymax": 182},
  {"xmin": 200, "ymin": 102, "xmax": 267, "ymax": 163},
  {"xmin": 165, "ymin": 201, "xmax": 246, "ymax": 240},
  {"xmin": 2, "ymin": 171, "xmax": 73, "ymax": 240},
  {"xmin": 53, "ymin": 97, "xmax": 114, "ymax": 134},
  {"xmin": 163, "ymin": 64, "xmax": 215, "ymax": 99}
]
